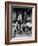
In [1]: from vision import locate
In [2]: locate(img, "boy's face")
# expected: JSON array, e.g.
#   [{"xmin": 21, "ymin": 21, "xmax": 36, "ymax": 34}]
[{"xmin": 24, "ymin": 11, "xmax": 26, "ymax": 15}]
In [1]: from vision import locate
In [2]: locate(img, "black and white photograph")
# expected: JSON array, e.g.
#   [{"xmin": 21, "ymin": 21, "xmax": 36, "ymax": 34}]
[{"xmin": 11, "ymin": 7, "xmax": 32, "ymax": 38}]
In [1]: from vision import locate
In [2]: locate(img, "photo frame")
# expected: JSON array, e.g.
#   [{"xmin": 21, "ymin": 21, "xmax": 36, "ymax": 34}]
[{"xmin": 5, "ymin": 1, "xmax": 37, "ymax": 45}]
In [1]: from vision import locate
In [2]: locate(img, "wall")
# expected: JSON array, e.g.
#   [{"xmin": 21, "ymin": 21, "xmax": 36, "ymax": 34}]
[{"xmin": 0, "ymin": 0, "xmax": 38, "ymax": 46}]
